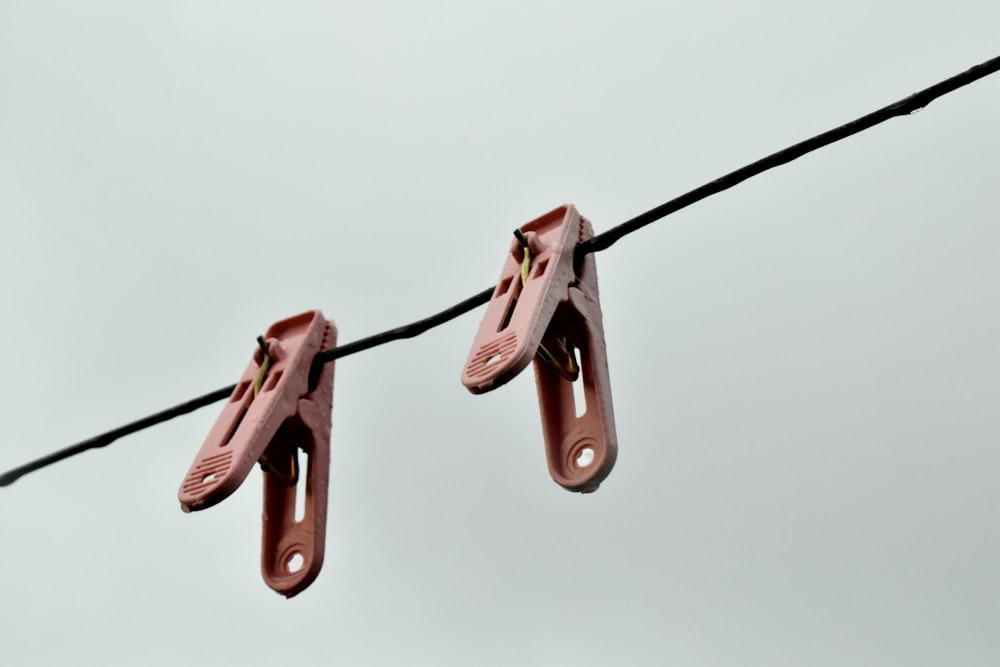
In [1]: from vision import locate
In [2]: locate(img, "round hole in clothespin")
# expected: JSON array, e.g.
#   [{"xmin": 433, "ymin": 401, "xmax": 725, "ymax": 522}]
[
  {"xmin": 286, "ymin": 552, "xmax": 304, "ymax": 574},
  {"xmin": 566, "ymin": 437, "xmax": 600, "ymax": 471}
]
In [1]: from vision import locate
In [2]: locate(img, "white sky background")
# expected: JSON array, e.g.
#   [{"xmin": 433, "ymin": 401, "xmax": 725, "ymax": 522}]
[{"xmin": 1, "ymin": 2, "xmax": 998, "ymax": 665}]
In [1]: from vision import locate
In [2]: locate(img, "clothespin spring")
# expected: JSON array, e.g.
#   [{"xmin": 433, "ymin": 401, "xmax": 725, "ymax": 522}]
[
  {"xmin": 514, "ymin": 228, "xmax": 580, "ymax": 383},
  {"xmin": 255, "ymin": 335, "xmax": 299, "ymax": 486}
]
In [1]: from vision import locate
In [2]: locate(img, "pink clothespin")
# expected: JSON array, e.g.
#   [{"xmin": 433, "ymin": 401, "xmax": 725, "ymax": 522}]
[
  {"xmin": 178, "ymin": 310, "xmax": 336, "ymax": 597},
  {"xmin": 462, "ymin": 204, "xmax": 617, "ymax": 493}
]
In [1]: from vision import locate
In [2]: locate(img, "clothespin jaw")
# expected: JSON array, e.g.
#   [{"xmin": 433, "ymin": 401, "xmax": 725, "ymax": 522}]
[
  {"xmin": 462, "ymin": 205, "xmax": 618, "ymax": 492},
  {"xmin": 178, "ymin": 310, "xmax": 337, "ymax": 597}
]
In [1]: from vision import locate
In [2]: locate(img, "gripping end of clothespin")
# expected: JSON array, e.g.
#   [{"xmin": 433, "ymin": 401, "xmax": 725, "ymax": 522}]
[{"xmin": 532, "ymin": 292, "xmax": 617, "ymax": 492}]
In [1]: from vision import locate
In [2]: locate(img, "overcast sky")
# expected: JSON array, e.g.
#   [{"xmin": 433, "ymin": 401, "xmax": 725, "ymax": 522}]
[{"xmin": 2, "ymin": 2, "xmax": 998, "ymax": 665}]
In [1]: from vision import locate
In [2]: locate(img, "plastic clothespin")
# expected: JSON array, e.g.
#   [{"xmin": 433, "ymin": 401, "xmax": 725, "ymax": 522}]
[
  {"xmin": 178, "ymin": 310, "xmax": 337, "ymax": 597},
  {"xmin": 462, "ymin": 204, "xmax": 617, "ymax": 493}
]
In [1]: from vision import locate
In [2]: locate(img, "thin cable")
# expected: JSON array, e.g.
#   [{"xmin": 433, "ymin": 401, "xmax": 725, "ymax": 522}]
[
  {"xmin": 0, "ymin": 385, "xmax": 236, "ymax": 487},
  {"xmin": 310, "ymin": 287, "xmax": 494, "ymax": 368},
  {"xmin": 1, "ymin": 54, "xmax": 997, "ymax": 488},
  {"xmin": 576, "ymin": 55, "xmax": 1000, "ymax": 257}
]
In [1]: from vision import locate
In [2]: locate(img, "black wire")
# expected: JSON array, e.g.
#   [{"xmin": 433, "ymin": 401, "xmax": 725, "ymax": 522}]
[
  {"xmin": 311, "ymin": 288, "xmax": 495, "ymax": 368},
  {"xmin": 306, "ymin": 287, "xmax": 495, "ymax": 390},
  {"xmin": 2, "ymin": 54, "xmax": 998, "ymax": 488},
  {"xmin": 575, "ymin": 55, "xmax": 1000, "ymax": 256},
  {"xmin": 0, "ymin": 386, "xmax": 236, "ymax": 487}
]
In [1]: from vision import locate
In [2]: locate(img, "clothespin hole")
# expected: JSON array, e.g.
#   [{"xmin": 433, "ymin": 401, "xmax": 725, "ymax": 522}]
[
  {"xmin": 230, "ymin": 381, "xmax": 251, "ymax": 403},
  {"xmin": 294, "ymin": 450, "xmax": 308, "ymax": 522},
  {"xmin": 286, "ymin": 552, "xmax": 304, "ymax": 573},
  {"xmin": 572, "ymin": 357, "xmax": 587, "ymax": 418},
  {"xmin": 262, "ymin": 369, "xmax": 283, "ymax": 393},
  {"xmin": 533, "ymin": 258, "xmax": 549, "ymax": 279},
  {"xmin": 201, "ymin": 472, "xmax": 217, "ymax": 485},
  {"xmin": 484, "ymin": 354, "xmax": 502, "ymax": 368},
  {"xmin": 575, "ymin": 447, "xmax": 595, "ymax": 468},
  {"xmin": 496, "ymin": 276, "xmax": 514, "ymax": 297}
]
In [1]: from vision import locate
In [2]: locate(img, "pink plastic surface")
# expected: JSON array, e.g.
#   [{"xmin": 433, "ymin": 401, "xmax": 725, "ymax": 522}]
[
  {"xmin": 462, "ymin": 205, "xmax": 618, "ymax": 492},
  {"xmin": 178, "ymin": 310, "xmax": 336, "ymax": 597}
]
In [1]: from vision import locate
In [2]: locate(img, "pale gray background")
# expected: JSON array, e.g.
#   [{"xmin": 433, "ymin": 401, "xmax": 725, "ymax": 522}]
[{"xmin": 1, "ymin": 2, "xmax": 998, "ymax": 665}]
